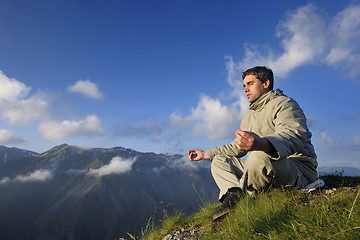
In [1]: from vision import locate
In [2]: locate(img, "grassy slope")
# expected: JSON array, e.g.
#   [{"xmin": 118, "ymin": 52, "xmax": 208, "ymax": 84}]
[{"xmin": 139, "ymin": 175, "xmax": 360, "ymax": 240}]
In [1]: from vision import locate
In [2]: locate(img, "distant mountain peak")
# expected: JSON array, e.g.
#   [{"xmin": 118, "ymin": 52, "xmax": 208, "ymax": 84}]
[
  {"xmin": 38, "ymin": 143, "xmax": 71, "ymax": 157},
  {"xmin": 0, "ymin": 145, "xmax": 38, "ymax": 164}
]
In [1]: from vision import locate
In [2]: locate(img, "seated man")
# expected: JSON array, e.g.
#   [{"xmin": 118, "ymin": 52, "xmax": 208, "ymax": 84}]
[{"xmin": 188, "ymin": 66, "xmax": 318, "ymax": 221}]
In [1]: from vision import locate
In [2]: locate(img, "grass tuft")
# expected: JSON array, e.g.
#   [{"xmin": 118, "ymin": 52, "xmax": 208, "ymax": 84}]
[{"xmin": 140, "ymin": 175, "xmax": 360, "ymax": 240}]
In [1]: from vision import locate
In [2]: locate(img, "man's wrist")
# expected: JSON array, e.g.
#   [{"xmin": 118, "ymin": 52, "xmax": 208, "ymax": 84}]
[
  {"xmin": 260, "ymin": 138, "xmax": 278, "ymax": 158},
  {"xmin": 260, "ymin": 138, "xmax": 275, "ymax": 153}
]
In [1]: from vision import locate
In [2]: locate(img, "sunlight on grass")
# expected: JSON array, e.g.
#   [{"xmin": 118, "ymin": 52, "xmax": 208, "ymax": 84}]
[{"xmin": 140, "ymin": 176, "xmax": 360, "ymax": 240}]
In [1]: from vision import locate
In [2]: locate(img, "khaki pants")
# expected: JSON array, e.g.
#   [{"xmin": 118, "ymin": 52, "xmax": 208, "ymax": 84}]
[{"xmin": 211, "ymin": 151, "xmax": 313, "ymax": 200}]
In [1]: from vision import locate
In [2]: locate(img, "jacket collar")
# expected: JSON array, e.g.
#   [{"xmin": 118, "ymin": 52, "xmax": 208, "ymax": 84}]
[{"xmin": 249, "ymin": 89, "xmax": 284, "ymax": 111}]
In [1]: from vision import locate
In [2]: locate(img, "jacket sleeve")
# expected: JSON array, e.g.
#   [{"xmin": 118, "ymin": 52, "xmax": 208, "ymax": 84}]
[
  {"xmin": 264, "ymin": 98, "xmax": 311, "ymax": 160},
  {"xmin": 206, "ymin": 139, "xmax": 247, "ymax": 162}
]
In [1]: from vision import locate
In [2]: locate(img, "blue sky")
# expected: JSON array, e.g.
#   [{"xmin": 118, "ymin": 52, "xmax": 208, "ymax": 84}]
[{"xmin": 0, "ymin": 0, "xmax": 359, "ymax": 169}]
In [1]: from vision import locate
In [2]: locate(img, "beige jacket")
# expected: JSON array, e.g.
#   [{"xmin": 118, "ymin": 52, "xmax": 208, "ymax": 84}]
[{"xmin": 207, "ymin": 89, "xmax": 318, "ymax": 182}]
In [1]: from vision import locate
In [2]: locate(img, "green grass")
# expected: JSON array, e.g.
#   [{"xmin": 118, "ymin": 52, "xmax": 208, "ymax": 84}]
[{"xmin": 138, "ymin": 175, "xmax": 360, "ymax": 240}]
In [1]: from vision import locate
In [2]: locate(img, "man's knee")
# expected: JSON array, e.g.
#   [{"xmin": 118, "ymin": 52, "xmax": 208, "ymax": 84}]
[
  {"xmin": 241, "ymin": 151, "xmax": 275, "ymax": 193},
  {"xmin": 210, "ymin": 155, "xmax": 244, "ymax": 181},
  {"xmin": 211, "ymin": 155, "xmax": 230, "ymax": 173},
  {"xmin": 246, "ymin": 151, "xmax": 274, "ymax": 174}
]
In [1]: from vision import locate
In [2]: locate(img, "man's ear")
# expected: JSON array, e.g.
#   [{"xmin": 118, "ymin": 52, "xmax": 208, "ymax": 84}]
[{"xmin": 263, "ymin": 79, "xmax": 271, "ymax": 89}]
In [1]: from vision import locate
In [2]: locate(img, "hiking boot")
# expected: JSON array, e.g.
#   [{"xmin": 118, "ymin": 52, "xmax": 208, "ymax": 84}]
[{"xmin": 212, "ymin": 188, "xmax": 243, "ymax": 221}]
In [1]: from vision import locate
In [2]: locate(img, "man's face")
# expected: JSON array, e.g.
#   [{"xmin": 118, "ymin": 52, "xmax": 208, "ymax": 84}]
[{"xmin": 243, "ymin": 75, "xmax": 270, "ymax": 103}]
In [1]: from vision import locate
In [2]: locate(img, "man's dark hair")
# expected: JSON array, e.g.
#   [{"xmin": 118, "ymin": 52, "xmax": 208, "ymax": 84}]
[{"xmin": 242, "ymin": 66, "xmax": 274, "ymax": 90}]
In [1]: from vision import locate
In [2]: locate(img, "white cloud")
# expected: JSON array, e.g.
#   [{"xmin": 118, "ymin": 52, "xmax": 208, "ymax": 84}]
[
  {"xmin": 169, "ymin": 94, "xmax": 248, "ymax": 140},
  {"xmin": 0, "ymin": 129, "xmax": 23, "ymax": 144},
  {"xmin": 38, "ymin": 115, "xmax": 103, "ymax": 141},
  {"xmin": 228, "ymin": 4, "xmax": 360, "ymax": 80},
  {"xmin": 0, "ymin": 71, "xmax": 31, "ymax": 101},
  {"xmin": 14, "ymin": 169, "xmax": 53, "ymax": 182},
  {"xmin": 320, "ymin": 131, "xmax": 335, "ymax": 145},
  {"xmin": 272, "ymin": 4, "xmax": 327, "ymax": 76},
  {"xmin": 88, "ymin": 156, "xmax": 136, "ymax": 177},
  {"xmin": 68, "ymin": 80, "xmax": 103, "ymax": 99},
  {"xmin": 233, "ymin": 4, "xmax": 327, "ymax": 78},
  {"xmin": 326, "ymin": 5, "xmax": 360, "ymax": 78},
  {"xmin": 0, "ymin": 92, "xmax": 50, "ymax": 125},
  {"xmin": 0, "ymin": 71, "xmax": 50, "ymax": 125},
  {"xmin": 0, "ymin": 177, "xmax": 10, "ymax": 184}
]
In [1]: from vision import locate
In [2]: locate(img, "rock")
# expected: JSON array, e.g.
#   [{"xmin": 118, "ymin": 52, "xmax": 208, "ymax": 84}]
[{"xmin": 162, "ymin": 227, "xmax": 203, "ymax": 240}]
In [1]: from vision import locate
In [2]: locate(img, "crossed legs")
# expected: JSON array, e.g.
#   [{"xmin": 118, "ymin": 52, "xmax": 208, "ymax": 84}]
[{"xmin": 211, "ymin": 151, "xmax": 303, "ymax": 201}]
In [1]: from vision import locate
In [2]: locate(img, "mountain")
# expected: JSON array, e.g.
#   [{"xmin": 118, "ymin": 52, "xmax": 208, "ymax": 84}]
[
  {"xmin": 0, "ymin": 144, "xmax": 218, "ymax": 240},
  {"xmin": 0, "ymin": 145, "xmax": 38, "ymax": 164},
  {"xmin": 318, "ymin": 166, "xmax": 360, "ymax": 176}
]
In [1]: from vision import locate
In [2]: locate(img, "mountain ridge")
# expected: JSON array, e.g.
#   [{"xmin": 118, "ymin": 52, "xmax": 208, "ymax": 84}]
[
  {"xmin": 0, "ymin": 143, "xmax": 217, "ymax": 240},
  {"xmin": 0, "ymin": 145, "xmax": 38, "ymax": 164},
  {"xmin": 2, "ymin": 143, "xmax": 359, "ymax": 176}
]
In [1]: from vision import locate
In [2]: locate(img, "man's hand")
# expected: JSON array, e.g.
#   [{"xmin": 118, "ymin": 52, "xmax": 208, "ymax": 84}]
[
  {"xmin": 235, "ymin": 130, "xmax": 275, "ymax": 153},
  {"xmin": 188, "ymin": 149, "xmax": 209, "ymax": 161}
]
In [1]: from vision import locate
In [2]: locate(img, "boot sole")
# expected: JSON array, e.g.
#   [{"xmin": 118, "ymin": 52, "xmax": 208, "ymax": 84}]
[{"xmin": 212, "ymin": 208, "xmax": 230, "ymax": 221}]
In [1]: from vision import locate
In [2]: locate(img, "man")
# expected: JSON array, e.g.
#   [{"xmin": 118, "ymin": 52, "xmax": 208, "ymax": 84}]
[{"xmin": 188, "ymin": 66, "xmax": 318, "ymax": 221}]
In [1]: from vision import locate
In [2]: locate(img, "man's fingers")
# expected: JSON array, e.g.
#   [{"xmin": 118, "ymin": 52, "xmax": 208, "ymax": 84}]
[
  {"xmin": 236, "ymin": 130, "xmax": 248, "ymax": 139},
  {"xmin": 236, "ymin": 130, "xmax": 255, "ymax": 151},
  {"xmin": 188, "ymin": 149, "xmax": 203, "ymax": 161},
  {"xmin": 188, "ymin": 150, "xmax": 196, "ymax": 160},
  {"xmin": 237, "ymin": 136, "xmax": 248, "ymax": 147},
  {"xmin": 237, "ymin": 141, "xmax": 250, "ymax": 151}
]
